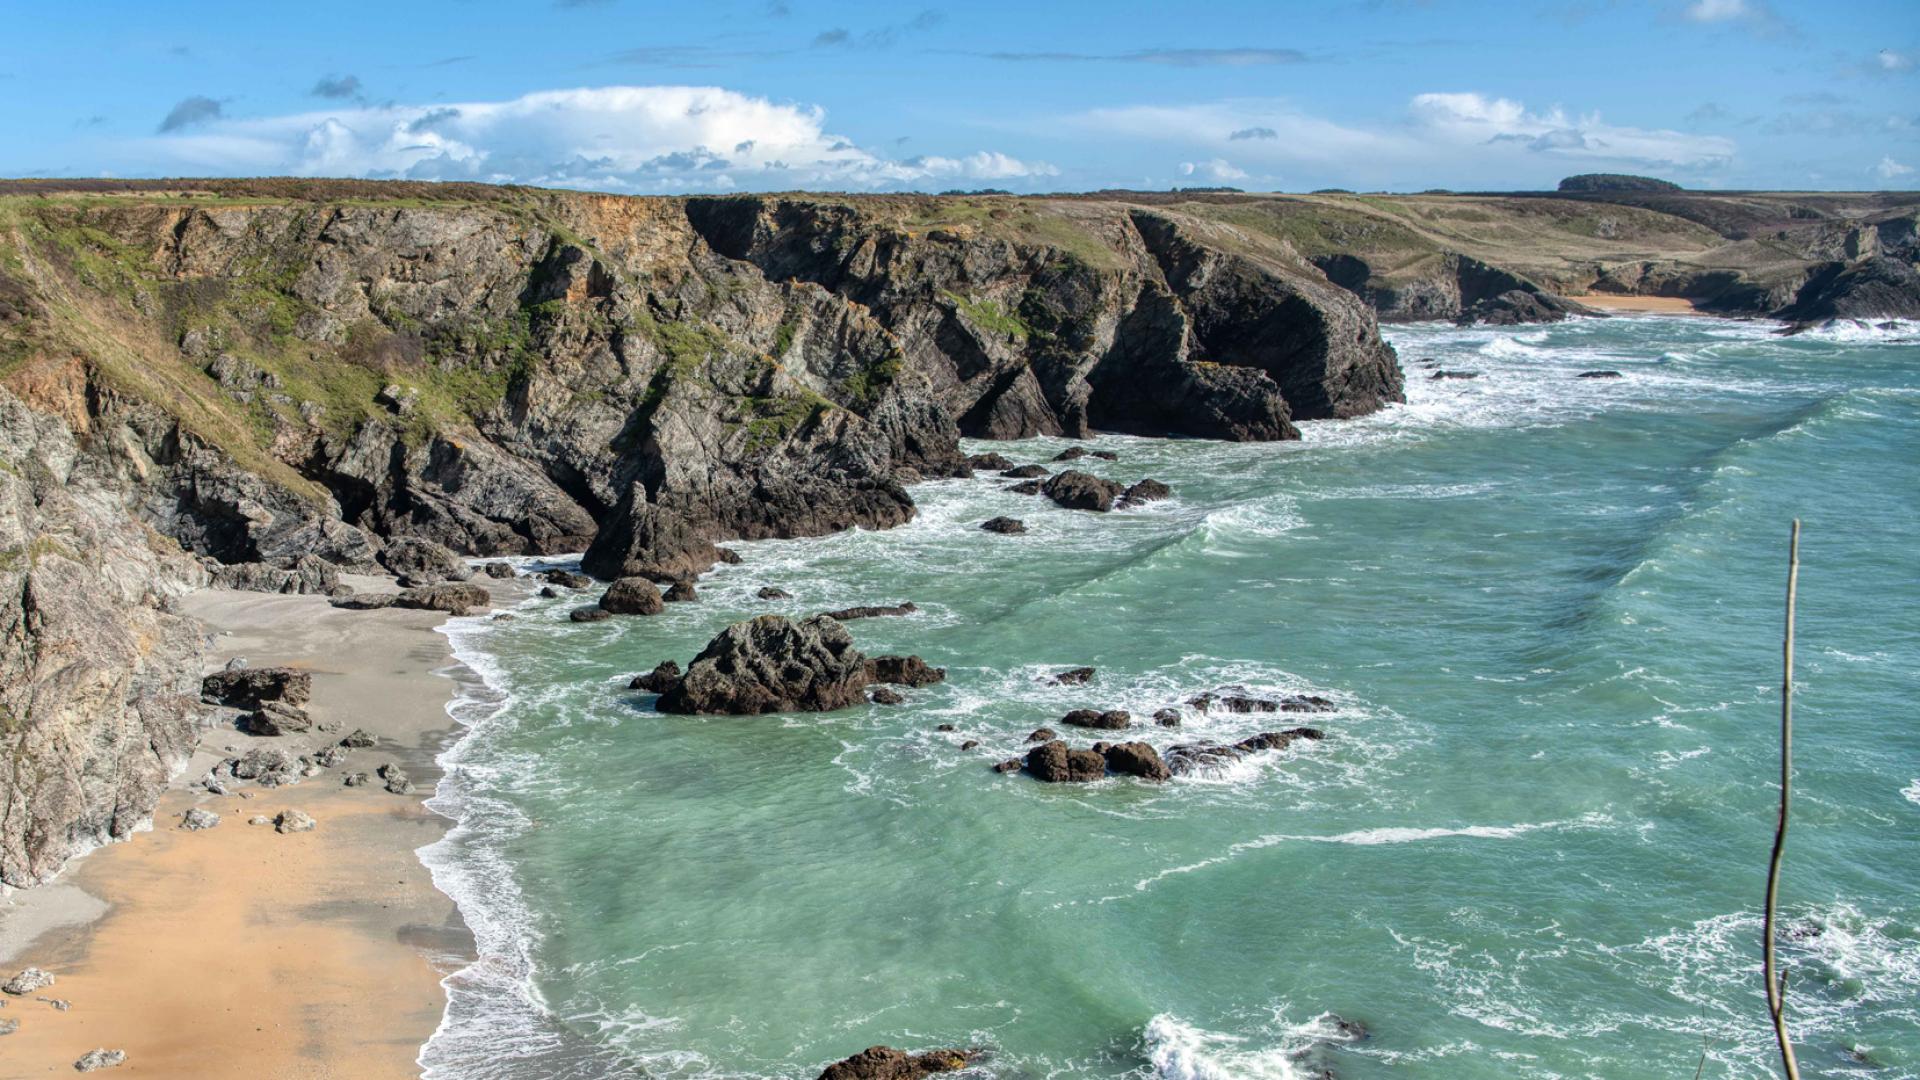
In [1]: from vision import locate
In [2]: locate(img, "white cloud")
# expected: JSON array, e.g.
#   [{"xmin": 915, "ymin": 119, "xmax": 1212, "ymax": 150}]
[
  {"xmin": 131, "ymin": 85, "xmax": 1055, "ymax": 191},
  {"xmin": 1178, "ymin": 158, "xmax": 1249, "ymax": 182},
  {"xmin": 1874, "ymin": 156, "xmax": 1914, "ymax": 181},
  {"xmin": 1879, "ymin": 49, "xmax": 1915, "ymax": 73},
  {"xmin": 1684, "ymin": 0, "xmax": 1754, "ymax": 21},
  {"xmin": 1408, "ymin": 91, "xmax": 1735, "ymax": 168}
]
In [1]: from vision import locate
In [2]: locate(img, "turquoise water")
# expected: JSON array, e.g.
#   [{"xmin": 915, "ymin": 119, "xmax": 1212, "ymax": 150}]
[{"xmin": 420, "ymin": 315, "xmax": 1920, "ymax": 1080}]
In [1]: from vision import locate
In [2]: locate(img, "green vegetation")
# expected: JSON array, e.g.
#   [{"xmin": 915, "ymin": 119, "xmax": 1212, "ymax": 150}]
[
  {"xmin": 741, "ymin": 393, "xmax": 825, "ymax": 452},
  {"xmin": 835, "ymin": 351, "xmax": 902, "ymax": 411},
  {"xmin": 943, "ymin": 290, "xmax": 1030, "ymax": 339}
]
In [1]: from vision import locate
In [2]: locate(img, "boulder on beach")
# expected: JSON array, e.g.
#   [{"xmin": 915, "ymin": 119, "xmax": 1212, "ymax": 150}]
[
  {"xmin": 658, "ymin": 615, "xmax": 871, "ymax": 715},
  {"xmin": 817, "ymin": 1046, "xmax": 976, "ymax": 1080},
  {"xmin": 377, "ymin": 537, "xmax": 472, "ymax": 585},
  {"xmin": 394, "ymin": 583, "xmax": 492, "ymax": 615},
  {"xmin": 74, "ymin": 1049, "xmax": 127, "ymax": 1073},
  {"xmin": 821, "ymin": 602, "xmax": 917, "ymax": 620},
  {"xmin": 629, "ymin": 661, "xmax": 683, "ymax": 694},
  {"xmin": 980, "ymin": 516, "xmax": 1027, "ymax": 535},
  {"xmin": 1061, "ymin": 708, "xmax": 1130, "ymax": 730},
  {"xmin": 330, "ymin": 593, "xmax": 397, "ymax": 610},
  {"xmin": 1025, "ymin": 740, "xmax": 1109, "ymax": 782},
  {"xmin": 245, "ymin": 701, "xmax": 313, "ymax": 736},
  {"xmin": 339, "ymin": 728, "xmax": 376, "ymax": 749},
  {"xmin": 231, "ymin": 747, "xmax": 302, "ymax": 786},
  {"xmin": 1042, "ymin": 470, "xmax": 1124, "ymax": 512},
  {"xmin": 273, "ymin": 809, "xmax": 316, "ymax": 834},
  {"xmin": 865, "ymin": 655, "xmax": 946, "ymax": 687},
  {"xmin": 600, "ymin": 577, "xmax": 665, "ymax": 615},
  {"xmin": 202, "ymin": 667, "xmax": 312, "ymax": 708},
  {"xmin": 179, "ymin": 807, "xmax": 220, "ymax": 831},
  {"xmin": 3, "ymin": 968, "xmax": 54, "ymax": 995}
]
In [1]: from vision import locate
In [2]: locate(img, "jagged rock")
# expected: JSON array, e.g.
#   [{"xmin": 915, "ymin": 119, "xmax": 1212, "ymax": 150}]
[
  {"xmin": 343, "ymin": 772, "xmax": 370, "ymax": 787},
  {"xmin": 1024, "ymin": 740, "xmax": 1109, "ymax": 782},
  {"xmin": 1153, "ymin": 708, "xmax": 1182, "ymax": 727},
  {"xmin": 1280, "ymin": 695, "xmax": 1336, "ymax": 713},
  {"xmin": 378, "ymin": 763, "xmax": 414, "ymax": 795},
  {"xmin": 1001, "ymin": 464, "xmax": 1049, "ymax": 479},
  {"xmin": 817, "ymin": 1046, "xmax": 976, "ymax": 1080},
  {"xmin": 376, "ymin": 383, "xmax": 419, "ymax": 415},
  {"xmin": 1775, "ymin": 256, "xmax": 1920, "ymax": 323},
  {"xmin": 208, "ymin": 554, "xmax": 342, "ymax": 596},
  {"xmin": 600, "ymin": 577, "xmax": 665, "ymax": 615},
  {"xmin": 312, "ymin": 745, "xmax": 349, "ymax": 768},
  {"xmin": 570, "ymin": 606, "xmax": 613, "ymax": 623},
  {"xmin": 967, "ymin": 452, "xmax": 1015, "ymax": 471},
  {"xmin": 1577, "ymin": 370, "xmax": 1624, "ymax": 379},
  {"xmin": 273, "ymin": 809, "xmax": 316, "ymax": 834},
  {"xmin": 3, "ymin": 968, "xmax": 54, "ymax": 995},
  {"xmin": 202, "ymin": 667, "xmax": 312, "ymax": 708},
  {"xmin": 1026, "ymin": 728, "xmax": 1058, "ymax": 743},
  {"xmin": 1101, "ymin": 741, "xmax": 1171, "ymax": 781},
  {"xmin": 1052, "ymin": 667, "xmax": 1095, "ymax": 685},
  {"xmin": 394, "ymin": 583, "xmax": 492, "ymax": 615},
  {"xmin": 1456, "ymin": 289, "xmax": 1583, "ymax": 327},
  {"xmin": 245, "ymin": 701, "xmax": 313, "ymax": 736},
  {"xmin": 869, "ymin": 687, "xmax": 905, "ymax": 705},
  {"xmin": 980, "ymin": 516, "xmax": 1026, "ymax": 534},
  {"xmin": 864, "ymin": 655, "xmax": 946, "ymax": 687},
  {"xmin": 1053, "ymin": 446, "xmax": 1118, "ymax": 462},
  {"xmin": 756, "ymin": 586, "xmax": 793, "ymax": 600},
  {"xmin": 1005, "ymin": 480, "xmax": 1043, "ymax": 495},
  {"xmin": 231, "ymin": 747, "xmax": 302, "ymax": 786},
  {"xmin": 1120, "ymin": 479, "xmax": 1172, "ymax": 506},
  {"xmin": 74, "ymin": 1049, "xmax": 127, "ymax": 1072},
  {"xmin": 1061, "ymin": 709, "xmax": 1130, "ymax": 730},
  {"xmin": 822, "ymin": 602, "xmax": 917, "ymax": 620},
  {"xmin": 339, "ymin": 728, "xmax": 376, "ymax": 748},
  {"xmin": 658, "ymin": 615, "xmax": 870, "ymax": 715},
  {"xmin": 1187, "ymin": 692, "xmax": 1283, "ymax": 714},
  {"xmin": 1166, "ymin": 728, "xmax": 1325, "ymax": 776},
  {"xmin": 1042, "ymin": 471, "xmax": 1124, "ymax": 512},
  {"xmin": 482, "ymin": 561, "xmax": 516, "ymax": 578},
  {"xmin": 542, "ymin": 569, "xmax": 593, "ymax": 589},
  {"xmin": 630, "ymin": 661, "xmax": 684, "ymax": 693},
  {"xmin": 378, "ymin": 537, "xmax": 472, "ymax": 585},
  {"xmin": 664, "ymin": 581, "xmax": 698, "ymax": 603}
]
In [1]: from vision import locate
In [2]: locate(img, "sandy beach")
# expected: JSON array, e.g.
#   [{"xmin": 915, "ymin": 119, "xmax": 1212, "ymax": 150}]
[
  {"xmin": 0, "ymin": 579, "xmax": 498, "ymax": 1078},
  {"xmin": 1567, "ymin": 293, "xmax": 1705, "ymax": 314}
]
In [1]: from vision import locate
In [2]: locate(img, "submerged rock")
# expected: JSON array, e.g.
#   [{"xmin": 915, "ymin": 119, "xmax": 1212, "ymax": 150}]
[
  {"xmin": 1051, "ymin": 667, "xmax": 1095, "ymax": 685},
  {"xmin": 542, "ymin": 569, "xmax": 593, "ymax": 589},
  {"xmin": 1005, "ymin": 480, "xmax": 1043, "ymax": 495},
  {"xmin": 1153, "ymin": 708, "xmax": 1182, "ymax": 727},
  {"xmin": 1120, "ymin": 479, "xmax": 1172, "ymax": 506},
  {"xmin": 817, "ymin": 1046, "xmax": 976, "ymax": 1080},
  {"xmin": 1430, "ymin": 370, "xmax": 1480, "ymax": 380},
  {"xmin": 967, "ymin": 452, "xmax": 1015, "ymax": 471},
  {"xmin": 992, "ymin": 758, "xmax": 1022, "ymax": 773},
  {"xmin": 869, "ymin": 687, "xmax": 905, "ymax": 705},
  {"xmin": 1166, "ymin": 727, "xmax": 1325, "ymax": 776},
  {"xmin": 658, "ymin": 616, "xmax": 870, "ymax": 715},
  {"xmin": 1577, "ymin": 370, "xmax": 1624, "ymax": 379},
  {"xmin": 822, "ymin": 602, "xmax": 917, "ymax": 620},
  {"xmin": 569, "ymin": 606, "xmax": 613, "ymax": 623}
]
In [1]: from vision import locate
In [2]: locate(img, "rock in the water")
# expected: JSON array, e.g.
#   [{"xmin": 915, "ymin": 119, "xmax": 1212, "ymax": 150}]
[
  {"xmin": 980, "ymin": 516, "xmax": 1027, "ymax": 535},
  {"xmin": 1101, "ymin": 741, "xmax": 1171, "ymax": 781},
  {"xmin": 992, "ymin": 758, "xmax": 1022, "ymax": 773},
  {"xmin": 869, "ymin": 687, "xmax": 905, "ymax": 705},
  {"xmin": 542, "ymin": 569, "xmax": 593, "ymax": 589},
  {"xmin": 1052, "ymin": 667, "xmax": 1095, "ymax": 685},
  {"xmin": 629, "ymin": 661, "xmax": 683, "ymax": 694},
  {"xmin": 569, "ymin": 606, "xmax": 613, "ymax": 623},
  {"xmin": 1001, "ymin": 464, "xmax": 1049, "ymax": 479},
  {"xmin": 1120, "ymin": 479, "xmax": 1172, "ymax": 506},
  {"xmin": 1279, "ymin": 695, "xmax": 1336, "ymax": 713},
  {"xmin": 1042, "ymin": 470, "xmax": 1124, "ymax": 512},
  {"xmin": 817, "ymin": 1046, "xmax": 976, "ymax": 1080},
  {"xmin": 658, "ymin": 615, "xmax": 870, "ymax": 715},
  {"xmin": 273, "ymin": 809, "xmax": 316, "ymax": 834},
  {"xmin": 1166, "ymin": 728, "xmax": 1325, "ymax": 776},
  {"xmin": 74, "ymin": 1049, "xmax": 126, "ymax": 1072},
  {"xmin": 1577, "ymin": 370, "xmax": 1624, "ymax": 379},
  {"xmin": 1187, "ymin": 691, "xmax": 1280, "ymax": 714},
  {"xmin": 1430, "ymin": 370, "xmax": 1480, "ymax": 380},
  {"xmin": 3, "ymin": 968, "xmax": 54, "ymax": 995},
  {"xmin": 1060, "ymin": 709, "xmax": 1130, "ymax": 730},
  {"xmin": 600, "ymin": 577, "xmax": 665, "ymax": 615},
  {"xmin": 538, "ymin": 585, "xmax": 561, "ymax": 599},
  {"xmin": 179, "ymin": 808, "xmax": 220, "ymax": 831},
  {"xmin": 1025, "ymin": 740, "xmax": 1109, "ymax": 782},
  {"xmin": 664, "ymin": 581, "xmax": 698, "ymax": 603},
  {"xmin": 1052, "ymin": 446, "xmax": 1117, "ymax": 462},
  {"xmin": 482, "ymin": 561, "xmax": 516, "ymax": 578},
  {"xmin": 756, "ymin": 586, "xmax": 793, "ymax": 600},
  {"xmin": 1153, "ymin": 708, "xmax": 1182, "ymax": 727},
  {"xmin": 864, "ymin": 655, "xmax": 946, "ymax": 688},
  {"xmin": 1026, "ymin": 727, "xmax": 1058, "ymax": 743},
  {"xmin": 960, "ymin": 740, "xmax": 980, "ymax": 751},
  {"xmin": 202, "ymin": 667, "xmax": 312, "ymax": 708},
  {"xmin": 378, "ymin": 537, "xmax": 472, "ymax": 585},
  {"xmin": 1005, "ymin": 480, "xmax": 1043, "ymax": 495},
  {"xmin": 967, "ymin": 452, "xmax": 1015, "ymax": 471},
  {"xmin": 245, "ymin": 700, "xmax": 313, "ymax": 736},
  {"xmin": 394, "ymin": 583, "xmax": 491, "ymax": 615},
  {"xmin": 821, "ymin": 602, "xmax": 917, "ymax": 621}
]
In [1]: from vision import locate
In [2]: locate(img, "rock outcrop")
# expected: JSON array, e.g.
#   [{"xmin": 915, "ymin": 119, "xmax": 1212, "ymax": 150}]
[
  {"xmin": 657, "ymin": 616, "xmax": 871, "ymax": 715},
  {"xmin": 816, "ymin": 1046, "xmax": 976, "ymax": 1080}
]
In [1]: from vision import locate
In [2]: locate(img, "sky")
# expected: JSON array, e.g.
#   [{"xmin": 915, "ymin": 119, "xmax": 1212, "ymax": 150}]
[{"xmin": 1, "ymin": 0, "xmax": 1915, "ymax": 194}]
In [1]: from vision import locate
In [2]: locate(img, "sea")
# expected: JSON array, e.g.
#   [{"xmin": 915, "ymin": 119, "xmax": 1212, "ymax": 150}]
[{"xmin": 416, "ymin": 314, "xmax": 1920, "ymax": 1080}]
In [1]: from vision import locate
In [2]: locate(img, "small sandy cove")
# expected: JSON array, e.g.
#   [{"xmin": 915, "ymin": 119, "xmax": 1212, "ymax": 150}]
[
  {"xmin": 0, "ymin": 579, "xmax": 495, "ymax": 1078},
  {"xmin": 1568, "ymin": 293, "xmax": 1704, "ymax": 314}
]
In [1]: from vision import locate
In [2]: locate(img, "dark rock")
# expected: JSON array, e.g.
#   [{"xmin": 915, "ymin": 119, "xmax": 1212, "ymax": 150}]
[
  {"xmin": 1101, "ymin": 741, "xmax": 1171, "ymax": 781},
  {"xmin": 967, "ymin": 452, "xmax": 1015, "ymax": 471},
  {"xmin": 379, "ymin": 763, "xmax": 414, "ymax": 795},
  {"xmin": 1060, "ymin": 709, "xmax": 1130, "ymax": 730},
  {"xmin": 1187, "ymin": 692, "xmax": 1280, "ymax": 714},
  {"xmin": 1153, "ymin": 708, "xmax": 1182, "ymax": 727},
  {"xmin": 570, "ymin": 606, "xmax": 613, "ymax": 623},
  {"xmin": 817, "ymin": 1047, "xmax": 975, "ymax": 1080},
  {"xmin": 756, "ymin": 586, "xmax": 793, "ymax": 600},
  {"xmin": 992, "ymin": 758, "xmax": 1021, "ymax": 773},
  {"xmin": 980, "ymin": 516, "xmax": 1027, "ymax": 534},
  {"xmin": 664, "ymin": 581, "xmax": 698, "ymax": 603},
  {"xmin": 312, "ymin": 745, "xmax": 348, "ymax": 768},
  {"xmin": 339, "ymin": 728, "xmax": 376, "ymax": 748},
  {"xmin": 1120, "ymin": 479, "xmax": 1172, "ymax": 506},
  {"xmin": 1001, "ymin": 464, "xmax": 1049, "ymax": 479},
  {"xmin": 1005, "ymin": 480, "xmax": 1043, "ymax": 495},
  {"xmin": 202, "ymin": 667, "xmax": 312, "ymax": 708},
  {"xmin": 1024, "ymin": 740, "xmax": 1109, "ymax": 782},
  {"xmin": 539, "ymin": 586, "xmax": 561, "ymax": 599},
  {"xmin": 1330, "ymin": 1015, "xmax": 1370, "ymax": 1041},
  {"xmin": 1052, "ymin": 667, "xmax": 1095, "ymax": 685},
  {"xmin": 600, "ymin": 577, "xmax": 665, "ymax": 615},
  {"xmin": 869, "ymin": 687, "xmax": 905, "ymax": 705},
  {"xmin": 377, "ymin": 537, "xmax": 472, "ymax": 585},
  {"xmin": 629, "ymin": 661, "xmax": 683, "ymax": 693},
  {"xmin": 245, "ymin": 701, "xmax": 313, "ymax": 736},
  {"xmin": 208, "ymin": 554, "xmax": 342, "ymax": 596},
  {"xmin": 935, "ymin": 723, "xmax": 955, "ymax": 732},
  {"xmin": 1430, "ymin": 370, "xmax": 1480, "ymax": 380},
  {"xmin": 715, "ymin": 548, "xmax": 742, "ymax": 565},
  {"xmin": 330, "ymin": 593, "xmax": 396, "ymax": 610},
  {"xmin": 658, "ymin": 615, "xmax": 870, "ymax": 715},
  {"xmin": 1166, "ymin": 728, "xmax": 1325, "ymax": 776},
  {"xmin": 864, "ymin": 655, "xmax": 946, "ymax": 687},
  {"xmin": 822, "ymin": 602, "xmax": 917, "ymax": 620},
  {"xmin": 542, "ymin": 569, "xmax": 593, "ymax": 589},
  {"xmin": 1026, "ymin": 727, "xmax": 1057, "ymax": 743},
  {"xmin": 1775, "ymin": 256, "xmax": 1920, "ymax": 323},
  {"xmin": 1053, "ymin": 446, "xmax": 1118, "ymax": 462},
  {"xmin": 482, "ymin": 561, "xmax": 516, "ymax": 578},
  {"xmin": 1042, "ymin": 470, "xmax": 1123, "ymax": 512},
  {"xmin": 1279, "ymin": 695, "xmax": 1336, "ymax": 713},
  {"xmin": 960, "ymin": 740, "xmax": 980, "ymax": 751},
  {"xmin": 394, "ymin": 583, "xmax": 492, "ymax": 615},
  {"xmin": 1576, "ymin": 370, "xmax": 1624, "ymax": 379}
]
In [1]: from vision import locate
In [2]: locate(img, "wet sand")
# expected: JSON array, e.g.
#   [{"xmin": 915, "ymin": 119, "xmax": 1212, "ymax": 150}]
[{"xmin": 1569, "ymin": 293, "xmax": 1705, "ymax": 314}]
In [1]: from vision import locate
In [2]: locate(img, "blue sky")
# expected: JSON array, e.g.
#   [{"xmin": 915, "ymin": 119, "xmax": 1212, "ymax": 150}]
[{"xmin": 2, "ymin": 0, "xmax": 1915, "ymax": 192}]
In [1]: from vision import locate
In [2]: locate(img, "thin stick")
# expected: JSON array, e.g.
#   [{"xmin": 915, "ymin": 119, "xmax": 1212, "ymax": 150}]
[{"xmin": 1763, "ymin": 519, "xmax": 1801, "ymax": 1080}]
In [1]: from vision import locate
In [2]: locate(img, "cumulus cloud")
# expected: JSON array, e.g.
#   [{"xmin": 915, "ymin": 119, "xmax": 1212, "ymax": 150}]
[
  {"xmin": 1878, "ymin": 49, "xmax": 1915, "ymax": 73},
  {"xmin": 1684, "ymin": 0, "xmax": 1754, "ymax": 21},
  {"xmin": 1874, "ymin": 156, "xmax": 1914, "ymax": 180},
  {"xmin": 1678, "ymin": 0, "xmax": 1790, "ymax": 35},
  {"xmin": 1179, "ymin": 159, "xmax": 1249, "ymax": 182},
  {"xmin": 310, "ymin": 74, "xmax": 363, "ymax": 100},
  {"xmin": 1407, "ymin": 91, "xmax": 1734, "ymax": 167},
  {"xmin": 158, "ymin": 96, "xmax": 223, "ymax": 133},
  {"xmin": 134, "ymin": 85, "xmax": 1055, "ymax": 192}
]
